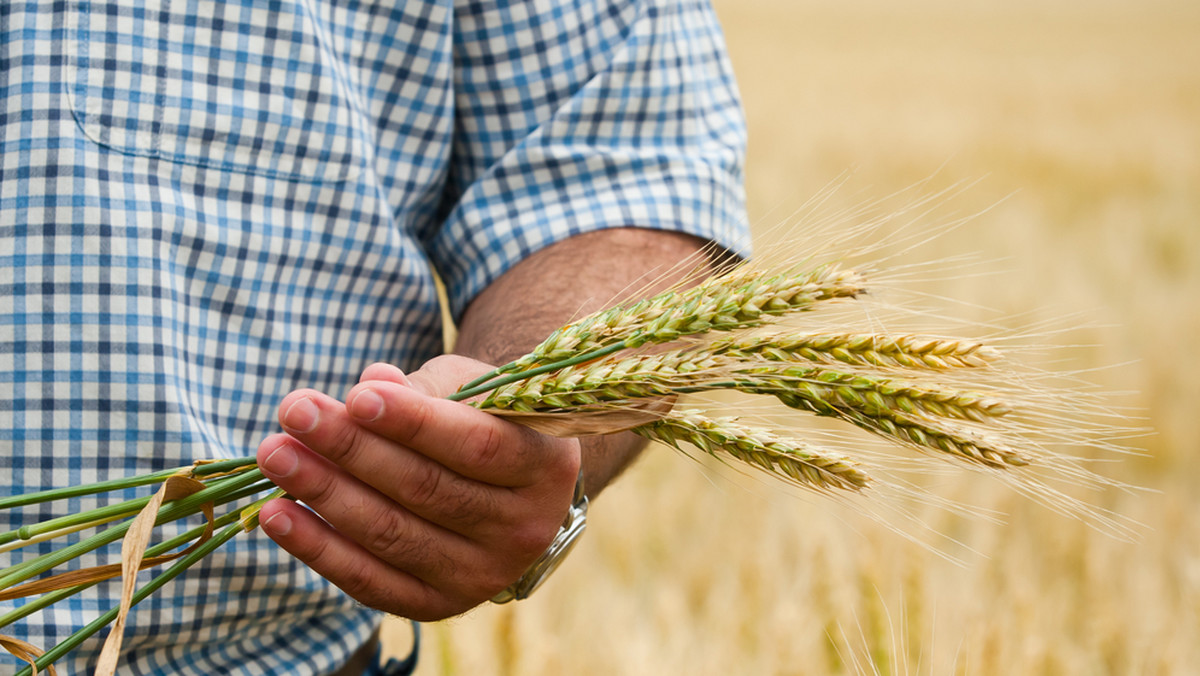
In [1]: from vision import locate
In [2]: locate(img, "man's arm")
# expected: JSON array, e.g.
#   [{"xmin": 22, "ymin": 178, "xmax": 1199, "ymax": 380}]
[{"xmin": 255, "ymin": 228, "xmax": 713, "ymax": 620}]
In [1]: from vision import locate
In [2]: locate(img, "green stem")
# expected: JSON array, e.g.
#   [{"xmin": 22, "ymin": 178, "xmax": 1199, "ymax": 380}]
[
  {"xmin": 0, "ymin": 497, "xmax": 152, "ymax": 549},
  {"xmin": 449, "ymin": 342, "xmax": 629, "ymax": 402},
  {"xmin": 455, "ymin": 363, "xmax": 520, "ymax": 395},
  {"xmin": 0, "ymin": 470, "xmax": 268, "ymax": 592},
  {"xmin": 0, "ymin": 462, "xmax": 259, "ymax": 548},
  {"xmin": 0, "ymin": 478, "xmax": 275, "ymax": 575},
  {"xmin": 0, "ymin": 468, "xmax": 184, "ymax": 511},
  {"xmin": 0, "ymin": 508, "xmax": 248, "ymax": 631},
  {"xmin": 14, "ymin": 519, "xmax": 251, "ymax": 676},
  {"xmin": 0, "ymin": 457, "xmax": 257, "ymax": 511},
  {"xmin": 0, "ymin": 514, "xmax": 134, "ymax": 556},
  {"xmin": 188, "ymin": 457, "xmax": 260, "ymax": 476}
]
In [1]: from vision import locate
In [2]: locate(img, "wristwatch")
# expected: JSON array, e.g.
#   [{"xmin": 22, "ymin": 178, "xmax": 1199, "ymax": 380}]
[{"xmin": 491, "ymin": 469, "xmax": 588, "ymax": 603}]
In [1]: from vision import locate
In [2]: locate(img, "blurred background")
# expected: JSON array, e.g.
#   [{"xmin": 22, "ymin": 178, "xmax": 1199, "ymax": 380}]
[{"xmin": 385, "ymin": 0, "xmax": 1200, "ymax": 673}]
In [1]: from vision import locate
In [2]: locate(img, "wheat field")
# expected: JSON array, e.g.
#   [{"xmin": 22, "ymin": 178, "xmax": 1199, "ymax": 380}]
[{"xmin": 382, "ymin": 1, "xmax": 1200, "ymax": 673}]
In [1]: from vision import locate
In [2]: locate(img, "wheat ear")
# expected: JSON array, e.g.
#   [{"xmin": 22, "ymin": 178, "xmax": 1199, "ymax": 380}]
[
  {"xmin": 494, "ymin": 264, "xmax": 865, "ymax": 372},
  {"xmin": 477, "ymin": 348, "xmax": 1028, "ymax": 469},
  {"xmin": 480, "ymin": 350, "xmax": 1010, "ymax": 423},
  {"xmin": 476, "ymin": 349, "xmax": 721, "ymax": 412},
  {"xmin": 635, "ymin": 410, "xmax": 871, "ymax": 492},
  {"xmin": 706, "ymin": 332, "xmax": 1001, "ymax": 369},
  {"xmin": 772, "ymin": 393, "xmax": 1030, "ymax": 469},
  {"xmin": 716, "ymin": 366, "xmax": 1013, "ymax": 423}
]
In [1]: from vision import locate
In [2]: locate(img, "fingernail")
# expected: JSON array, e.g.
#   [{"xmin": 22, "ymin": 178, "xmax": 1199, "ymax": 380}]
[
  {"xmin": 283, "ymin": 396, "xmax": 320, "ymax": 433},
  {"xmin": 349, "ymin": 388, "xmax": 384, "ymax": 421},
  {"xmin": 261, "ymin": 442, "xmax": 299, "ymax": 478},
  {"xmin": 262, "ymin": 510, "xmax": 293, "ymax": 537}
]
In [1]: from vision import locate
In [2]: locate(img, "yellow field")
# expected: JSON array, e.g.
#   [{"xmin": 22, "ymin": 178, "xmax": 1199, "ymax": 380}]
[{"xmin": 384, "ymin": 1, "xmax": 1200, "ymax": 673}]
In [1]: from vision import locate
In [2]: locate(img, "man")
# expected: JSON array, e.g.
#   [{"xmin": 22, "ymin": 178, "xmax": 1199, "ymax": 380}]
[{"xmin": 0, "ymin": 0, "xmax": 747, "ymax": 673}]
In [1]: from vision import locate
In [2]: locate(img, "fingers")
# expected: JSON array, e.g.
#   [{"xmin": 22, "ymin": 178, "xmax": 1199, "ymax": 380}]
[
  {"xmin": 343, "ymin": 379, "xmax": 574, "ymax": 488},
  {"xmin": 280, "ymin": 379, "xmax": 575, "ymax": 491},
  {"xmin": 265, "ymin": 377, "xmax": 578, "ymax": 534},
  {"xmin": 256, "ymin": 497, "xmax": 482, "ymax": 621},
  {"xmin": 257, "ymin": 433, "xmax": 470, "ymax": 569},
  {"xmin": 265, "ymin": 393, "xmax": 508, "ymax": 535}
]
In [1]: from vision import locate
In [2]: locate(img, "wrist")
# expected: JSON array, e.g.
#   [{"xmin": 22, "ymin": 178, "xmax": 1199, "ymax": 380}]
[{"xmin": 491, "ymin": 468, "xmax": 588, "ymax": 603}]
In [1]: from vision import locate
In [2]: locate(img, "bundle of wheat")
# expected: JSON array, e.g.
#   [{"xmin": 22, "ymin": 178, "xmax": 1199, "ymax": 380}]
[{"xmin": 0, "ymin": 248, "xmax": 1131, "ymax": 675}]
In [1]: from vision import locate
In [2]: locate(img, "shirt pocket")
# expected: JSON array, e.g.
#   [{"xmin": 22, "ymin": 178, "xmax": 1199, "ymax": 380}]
[{"xmin": 69, "ymin": 0, "xmax": 363, "ymax": 182}]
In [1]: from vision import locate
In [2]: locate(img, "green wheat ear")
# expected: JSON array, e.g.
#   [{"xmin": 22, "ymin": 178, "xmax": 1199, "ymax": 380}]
[
  {"xmin": 482, "ymin": 263, "xmax": 864, "ymax": 374},
  {"xmin": 635, "ymin": 410, "xmax": 871, "ymax": 493}
]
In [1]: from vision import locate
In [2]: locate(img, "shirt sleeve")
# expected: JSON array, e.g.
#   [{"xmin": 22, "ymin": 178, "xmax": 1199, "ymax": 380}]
[{"xmin": 426, "ymin": 0, "xmax": 749, "ymax": 319}]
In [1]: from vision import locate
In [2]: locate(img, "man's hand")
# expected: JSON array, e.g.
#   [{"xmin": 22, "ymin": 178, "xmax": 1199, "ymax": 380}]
[
  {"xmin": 256, "ymin": 228, "xmax": 717, "ymax": 620},
  {"xmin": 254, "ymin": 359, "xmax": 581, "ymax": 621}
]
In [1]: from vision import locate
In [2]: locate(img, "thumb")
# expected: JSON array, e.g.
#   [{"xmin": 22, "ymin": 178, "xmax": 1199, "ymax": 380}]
[
  {"xmin": 403, "ymin": 354, "xmax": 497, "ymax": 399},
  {"xmin": 358, "ymin": 362, "xmax": 413, "ymax": 386}
]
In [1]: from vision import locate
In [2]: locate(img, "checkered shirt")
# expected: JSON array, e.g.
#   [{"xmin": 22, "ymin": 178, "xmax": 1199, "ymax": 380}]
[{"xmin": 0, "ymin": 0, "xmax": 747, "ymax": 673}]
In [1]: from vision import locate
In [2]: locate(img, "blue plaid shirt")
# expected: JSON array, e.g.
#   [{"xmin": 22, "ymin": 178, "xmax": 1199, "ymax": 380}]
[{"xmin": 0, "ymin": 0, "xmax": 746, "ymax": 673}]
